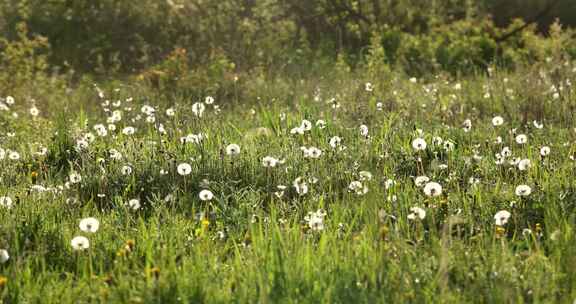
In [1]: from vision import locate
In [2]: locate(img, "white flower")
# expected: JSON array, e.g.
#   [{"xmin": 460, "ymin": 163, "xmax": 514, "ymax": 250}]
[
  {"xmin": 540, "ymin": 146, "xmax": 551, "ymax": 156},
  {"xmin": 121, "ymin": 165, "xmax": 133, "ymax": 175},
  {"xmin": 225, "ymin": 144, "xmax": 241, "ymax": 156},
  {"xmin": 192, "ymin": 102, "xmax": 206, "ymax": 117},
  {"xmin": 300, "ymin": 120, "xmax": 313, "ymax": 131},
  {"xmin": 71, "ymin": 236, "xmax": 90, "ymax": 251},
  {"xmin": 122, "ymin": 126, "xmax": 135, "ymax": 135},
  {"xmin": 365, "ymin": 82, "xmax": 374, "ymax": 92},
  {"xmin": 177, "ymin": 163, "xmax": 192, "ymax": 176},
  {"xmin": 515, "ymin": 134, "xmax": 528, "ymax": 144},
  {"xmin": 315, "ymin": 120, "xmax": 326, "ymax": 129},
  {"xmin": 166, "ymin": 107, "xmax": 176, "ymax": 116},
  {"xmin": 462, "ymin": 119, "xmax": 472, "ymax": 132},
  {"xmin": 515, "ymin": 185, "xmax": 532, "ymax": 197},
  {"xmin": 199, "ymin": 190, "xmax": 214, "ymax": 201},
  {"xmin": 293, "ymin": 177, "xmax": 309, "ymax": 196},
  {"xmin": 533, "ymin": 120, "xmax": 543, "ymax": 129},
  {"xmin": 0, "ymin": 249, "xmax": 9, "ymax": 263},
  {"xmin": 128, "ymin": 199, "xmax": 141, "ymax": 210},
  {"xmin": 518, "ymin": 159, "xmax": 531, "ymax": 171},
  {"xmin": 492, "ymin": 116, "xmax": 504, "ymax": 126},
  {"xmin": 304, "ymin": 209, "xmax": 326, "ymax": 231},
  {"xmin": 205, "ymin": 96, "xmax": 215, "ymax": 105},
  {"xmin": 423, "ymin": 182, "xmax": 442, "ymax": 197},
  {"xmin": 69, "ymin": 172, "xmax": 82, "ymax": 184},
  {"xmin": 79, "ymin": 217, "xmax": 100, "ymax": 233},
  {"xmin": 412, "ymin": 138, "xmax": 427, "ymax": 151},
  {"xmin": 360, "ymin": 124, "xmax": 369, "ymax": 137},
  {"xmin": 109, "ymin": 149, "xmax": 123, "ymax": 160},
  {"xmin": 8, "ymin": 151, "xmax": 20, "ymax": 160},
  {"xmin": 414, "ymin": 176, "xmax": 430, "ymax": 187},
  {"xmin": 30, "ymin": 106, "xmax": 40, "ymax": 117},
  {"xmin": 329, "ymin": 136, "xmax": 342, "ymax": 149},
  {"xmin": 262, "ymin": 156, "xmax": 279, "ymax": 168},
  {"xmin": 348, "ymin": 181, "xmax": 368, "ymax": 195},
  {"xmin": 302, "ymin": 146, "xmax": 322, "ymax": 159},
  {"xmin": 359, "ymin": 171, "xmax": 372, "ymax": 181},
  {"xmin": 494, "ymin": 210, "xmax": 511, "ymax": 226},
  {"xmin": 408, "ymin": 207, "xmax": 426, "ymax": 220},
  {"xmin": 6, "ymin": 96, "xmax": 14, "ymax": 105},
  {"xmin": 0, "ymin": 196, "xmax": 13, "ymax": 209}
]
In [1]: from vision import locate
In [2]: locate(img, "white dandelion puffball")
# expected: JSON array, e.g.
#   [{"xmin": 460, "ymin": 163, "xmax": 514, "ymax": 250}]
[
  {"xmin": 408, "ymin": 207, "xmax": 426, "ymax": 220},
  {"xmin": 262, "ymin": 156, "xmax": 279, "ymax": 168},
  {"xmin": 494, "ymin": 210, "xmax": 511, "ymax": 226},
  {"xmin": 71, "ymin": 236, "xmax": 90, "ymax": 251},
  {"xmin": 517, "ymin": 159, "xmax": 531, "ymax": 171},
  {"xmin": 199, "ymin": 189, "xmax": 214, "ymax": 201},
  {"xmin": 492, "ymin": 116, "xmax": 504, "ymax": 126},
  {"xmin": 515, "ymin": 134, "xmax": 528, "ymax": 144},
  {"xmin": 540, "ymin": 146, "xmax": 550, "ymax": 157},
  {"xmin": 177, "ymin": 163, "xmax": 192, "ymax": 176},
  {"xmin": 412, "ymin": 138, "xmax": 427, "ymax": 151},
  {"xmin": 128, "ymin": 199, "xmax": 141, "ymax": 210},
  {"xmin": 423, "ymin": 182, "xmax": 443, "ymax": 197},
  {"xmin": 0, "ymin": 249, "xmax": 9, "ymax": 263},
  {"xmin": 515, "ymin": 185, "xmax": 532, "ymax": 197},
  {"xmin": 0, "ymin": 196, "xmax": 13, "ymax": 209},
  {"xmin": 69, "ymin": 172, "xmax": 82, "ymax": 184},
  {"xmin": 79, "ymin": 217, "xmax": 100, "ymax": 233},
  {"xmin": 225, "ymin": 144, "xmax": 241, "ymax": 156}
]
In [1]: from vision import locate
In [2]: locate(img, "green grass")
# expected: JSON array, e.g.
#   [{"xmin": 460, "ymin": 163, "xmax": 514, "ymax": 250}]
[{"xmin": 1, "ymin": 62, "xmax": 576, "ymax": 303}]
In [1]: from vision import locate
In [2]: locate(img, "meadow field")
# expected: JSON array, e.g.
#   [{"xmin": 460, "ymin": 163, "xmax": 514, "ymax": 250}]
[{"xmin": 2, "ymin": 1, "xmax": 576, "ymax": 303}]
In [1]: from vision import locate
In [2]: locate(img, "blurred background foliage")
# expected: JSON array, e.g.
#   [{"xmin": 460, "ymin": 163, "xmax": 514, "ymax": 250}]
[{"xmin": 0, "ymin": 0, "xmax": 575, "ymax": 93}]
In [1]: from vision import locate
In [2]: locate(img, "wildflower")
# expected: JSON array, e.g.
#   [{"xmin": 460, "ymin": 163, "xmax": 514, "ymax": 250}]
[
  {"xmin": 540, "ymin": 146, "xmax": 551, "ymax": 157},
  {"xmin": 0, "ymin": 249, "xmax": 9, "ymax": 263},
  {"xmin": 199, "ymin": 190, "xmax": 214, "ymax": 201},
  {"xmin": 0, "ymin": 276, "xmax": 6, "ymax": 289},
  {"xmin": 304, "ymin": 209, "xmax": 326, "ymax": 231},
  {"xmin": 315, "ymin": 120, "xmax": 326, "ymax": 129},
  {"xmin": 71, "ymin": 236, "xmax": 90, "ymax": 251},
  {"xmin": 8, "ymin": 151, "xmax": 20, "ymax": 160},
  {"xmin": 359, "ymin": 171, "xmax": 372, "ymax": 181},
  {"xmin": 360, "ymin": 125, "xmax": 369, "ymax": 137},
  {"xmin": 0, "ymin": 196, "xmax": 13, "ymax": 209},
  {"xmin": 293, "ymin": 177, "xmax": 309, "ymax": 196},
  {"xmin": 128, "ymin": 199, "xmax": 141, "ymax": 210},
  {"xmin": 414, "ymin": 176, "xmax": 430, "ymax": 187},
  {"xmin": 69, "ymin": 172, "xmax": 82, "ymax": 184},
  {"xmin": 462, "ymin": 119, "xmax": 472, "ymax": 132},
  {"xmin": 492, "ymin": 116, "xmax": 504, "ymax": 126},
  {"xmin": 302, "ymin": 146, "xmax": 322, "ymax": 158},
  {"xmin": 329, "ymin": 136, "xmax": 342, "ymax": 149},
  {"xmin": 192, "ymin": 102, "xmax": 206, "ymax": 117},
  {"xmin": 515, "ymin": 185, "xmax": 532, "ymax": 197},
  {"xmin": 365, "ymin": 82, "xmax": 374, "ymax": 92},
  {"xmin": 515, "ymin": 134, "xmax": 528, "ymax": 145},
  {"xmin": 300, "ymin": 120, "xmax": 313, "ymax": 131},
  {"xmin": 494, "ymin": 210, "xmax": 511, "ymax": 226},
  {"xmin": 407, "ymin": 207, "xmax": 426, "ymax": 220},
  {"xmin": 79, "ymin": 217, "xmax": 100, "ymax": 233},
  {"xmin": 262, "ymin": 156, "xmax": 279, "ymax": 168},
  {"xmin": 518, "ymin": 159, "xmax": 531, "ymax": 171},
  {"xmin": 30, "ymin": 106, "xmax": 40, "ymax": 117},
  {"xmin": 166, "ymin": 107, "xmax": 175, "ymax": 116},
  {"xmin": 109, "ymin": 149, "xmax": 123, "ymax": 160},
  {"xmin": 122, "ymin": 126, "xmax": 135, "ymax": 135},
  {"xmin": 348, "ymin": 181, "xmax": 368, "ymax": 195},
  {"xmin": 225, "ymin": 144, "xmax": 241, "ymax": 156},
  {"xmin": 423, "ymin": 182, "xmax": 442, "ymax": 197},
  {"xmin": 121, "ymin": 165, "xmax": 133, "ymax": 175},
  {"xmin": 205, "ymin": 96, "xmax": 215, "ymax": 105},
  {"xmin": 412, "ymin": 138, "xmax": 427, "ymax": 151},
  {"xmin": 533, "ymin": 120, "xmax": 543, "ymax": 129},
  {"xmin": 177, "ymin": 163, "xmax": 192, "ymax": 176}
]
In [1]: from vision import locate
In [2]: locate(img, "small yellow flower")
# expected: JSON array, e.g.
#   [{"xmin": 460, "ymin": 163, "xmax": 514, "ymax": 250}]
[
  {"xmin": 124, "ymin": 239, "xmax": 135, "ymax": 251},
  {"xmin": 495, "ymin": 226, "xmax": 506, "ymax": 238},
  {"xmin": 0, "ymin": 275, "xmax": 7, "ymax": 289},
  {"xmin": 146, "ymin": 267, "xmax": 160, "ymax": 279}
]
